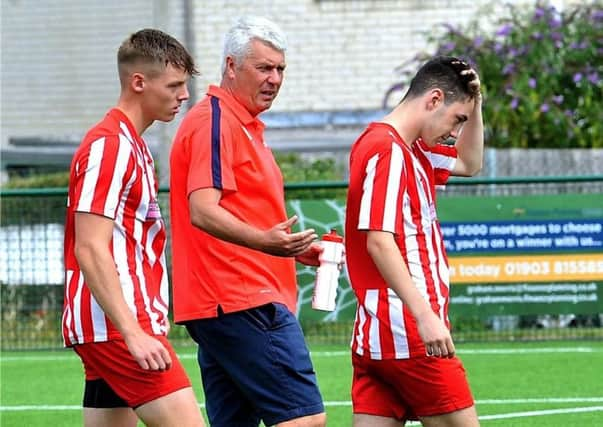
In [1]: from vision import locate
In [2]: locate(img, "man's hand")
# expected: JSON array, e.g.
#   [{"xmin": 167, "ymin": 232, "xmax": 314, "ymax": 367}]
[
  {"xmin": 461, "ymin": 67, "xmax": 481, "ymax": 95},
  {"xmin": 123, "ymin": 329, "xmax": 172, "ymax": 370},
  {"xmin": 452, "ymin": 59, "xmax": 482, "ymax": 100},
  {"xmin": 415, "ymin": 310, "xmax": 456, "ymax": 358},
  {"xmin": 260, "ymin": 215, "xmax": 318, "ymax": 257},
  {"xmin": 295, "ymin": 242, "xmax": 323, "ymax": 266}
]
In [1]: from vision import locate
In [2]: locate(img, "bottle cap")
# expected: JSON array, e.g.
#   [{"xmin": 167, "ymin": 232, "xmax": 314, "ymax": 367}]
[{"xmin": 321, "ymin": 229, "xmax": 343, "ymax": 243}]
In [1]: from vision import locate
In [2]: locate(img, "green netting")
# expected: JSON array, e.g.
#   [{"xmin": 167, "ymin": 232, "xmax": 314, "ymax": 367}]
[{"xmin": 1, "ymin": 178, "xmax": 602, "ymax": 350}]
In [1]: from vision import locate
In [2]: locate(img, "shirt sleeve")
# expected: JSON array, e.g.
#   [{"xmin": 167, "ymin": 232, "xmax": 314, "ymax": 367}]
[
  {"xmin": 357, "ymin": 133, "xmax": 407, "ymax": 235},
  {"xmin": 186, "ymin": 106, "xmax": 237, "ymax": 196},
  {"xmin": 72, "ymin": 134, "xmax": 135, "ymax": 220},
  {"xmin": 420, "ymin": 141, "xmax": 457, "ymax": 185}
]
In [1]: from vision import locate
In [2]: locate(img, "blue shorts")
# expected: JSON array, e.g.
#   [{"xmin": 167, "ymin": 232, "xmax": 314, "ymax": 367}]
[{"xmin": 185, "ymin": 303, "xmax": 324, "ymax": 427}]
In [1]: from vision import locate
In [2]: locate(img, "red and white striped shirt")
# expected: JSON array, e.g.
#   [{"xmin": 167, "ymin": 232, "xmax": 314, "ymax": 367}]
[
  {"xmin": 345, "ymin": 122, "xmax": 457, "ymax": 359},
  {"xmin": 62, "ymin": 109, "xmax": 169, "ymax": 346}
]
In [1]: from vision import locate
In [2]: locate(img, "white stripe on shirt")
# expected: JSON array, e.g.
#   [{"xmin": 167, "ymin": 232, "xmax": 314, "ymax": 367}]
[
  {"xmin": 383, "ymin": 143, "xmax": 404, "ymax": 233},
  {"xmin": 62, "ymin": 270, "xmax": 75, "ymax": 345},
  {"xmin": 77, "ymin": 137, "xmax": 105, "ymax": 212},
  {"xmin": 73, "ymin": 272, "xmax": 85, "ymax": 341},
  {"xmin": 387, "ymin": 288, "xmax": 410, "ymax": 358},
  {"xmin": 104, "ymin": 136, "xmax": 132, "ymax": 218},
  {"xmin": 358, "ymin": 154, "xmax": 378, "ymax": 229},
  {"xmin": 353, "ymin": 304, "xmax": 367, "ymax": 357},
  {"xmin": 365, "ymin": 289, "xmax": 382, "ymax": 359},
  {"xmin": 91, "ymin": 294, "xmax": 108, "ymax": 342}
]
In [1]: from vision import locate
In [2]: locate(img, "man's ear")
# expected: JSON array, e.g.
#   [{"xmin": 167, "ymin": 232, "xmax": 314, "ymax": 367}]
[
  {"xmin": 426, "ymin": 88, "xmax": 444, "ymax": 111},
  {"xmin": 224, "ymin": 56, "xmax": 237, "ymax": 79},
  {"xmin": 132, "ymin": 72, "xmax": 145, "ymax": 93}
]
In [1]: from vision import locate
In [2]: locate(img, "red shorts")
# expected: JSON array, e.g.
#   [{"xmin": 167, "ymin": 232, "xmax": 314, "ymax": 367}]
[
  {"xmin": 73, "ymin": 336, "xmax": 192, "ymax": 408},
  {"xmin": 351, "ymin": 353, "xmax": 474, "ymax": 421}
]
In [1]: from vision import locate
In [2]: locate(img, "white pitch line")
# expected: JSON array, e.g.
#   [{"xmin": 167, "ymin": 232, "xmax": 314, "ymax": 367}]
[
  {"xmin": 3, "ymin": 399, "xmax": 603, "ymax": 412},
  {"xmin": 322, "ymin": 398, "xmax": 603, "ymax": 406},
  {"xmin": 311, "ymin": 347, "xmax": 598, "ymax": 356},
  {"xmin": 456, "ymin": 347, "xmax": 596, "ymax": 354},
  {"xmin": 0, "ymin": 405, "xmax": 81, "ymax": 411},
  {"xmin": 479, "ymin": 405, "xmax": 603, "ymax": 420},
  {"xmin": 478, "ymin": 397, "xmax": 603, "ymax": 404},
  {"xmin": 0, "ymin": 346, "xmax": 600, "ymax": 362},
  {"xmin": 404, "ymin": 406, "xmax": 603, "ymax": 426}
]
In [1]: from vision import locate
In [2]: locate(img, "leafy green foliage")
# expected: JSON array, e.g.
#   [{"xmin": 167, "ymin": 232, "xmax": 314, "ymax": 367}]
[
  {"xmin": 385, "ymin": 1, "xmax": 603, "ymax": 148},
  {"xmin": 275, "ymin": 152, "xmax": 347, "ymax": 199},
  {"xmin": 1, "ymin": 171, "xmax": 68, "ymax": 226},
  {"xmin": 3, "ymin": 171, "xmax": 70, "ymax": 189}
]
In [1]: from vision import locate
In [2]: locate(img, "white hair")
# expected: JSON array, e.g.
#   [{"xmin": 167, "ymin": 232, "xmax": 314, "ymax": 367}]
[{"xmin": 221, "ymin": 16, "xmax": 287, "ymax": 74}]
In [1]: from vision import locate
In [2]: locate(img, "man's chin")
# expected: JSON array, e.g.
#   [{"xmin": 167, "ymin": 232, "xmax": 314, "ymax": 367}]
[
  {"xmin": 256, "ymin": 102, "xmax": 273, "ymax": 114},
  {"xmin": 159, "ymin": 112, "xmax": 177, "ymax": 123}
]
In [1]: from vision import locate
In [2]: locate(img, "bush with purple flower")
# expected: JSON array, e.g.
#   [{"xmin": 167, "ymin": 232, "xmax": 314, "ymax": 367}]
[{"xmin": 383, "ymin": 1, "xmax": 602, "ymax": 148}]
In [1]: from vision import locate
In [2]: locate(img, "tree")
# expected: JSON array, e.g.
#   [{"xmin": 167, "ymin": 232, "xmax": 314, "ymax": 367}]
[{"xmin": 384, "ymin": 1, "xmax": 603, "ymax": 148}]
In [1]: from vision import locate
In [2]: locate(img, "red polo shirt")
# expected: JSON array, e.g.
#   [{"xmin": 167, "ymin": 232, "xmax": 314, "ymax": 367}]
[{"xmin": 170, "ymin": 85, "xmax": 297, "ymax": 321}]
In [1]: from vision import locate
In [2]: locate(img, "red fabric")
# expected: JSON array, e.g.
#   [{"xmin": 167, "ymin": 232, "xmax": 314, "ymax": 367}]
[
  {"xmin": 74, "ymin": 336, "xmax": 191, "ymax": 408},
  {"xmin": 62, "ymin": 109, "xmax": 169, "ymax": 346},
  {"xmin": 170, "ymin": 85, "xmax": 297, "ymax": 321},
  {"xmin": 351, "ymin": 352, "xmax": 474, "ymax": 421}
]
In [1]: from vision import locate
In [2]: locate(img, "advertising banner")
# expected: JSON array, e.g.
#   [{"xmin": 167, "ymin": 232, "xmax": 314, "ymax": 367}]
[
  {"xmin": 290, "ymin": 193, "xmax": 602, "ymax": 321},
  {"xmin": 441, "ymin": 194, "xmax": 603, "ymax": 317}
]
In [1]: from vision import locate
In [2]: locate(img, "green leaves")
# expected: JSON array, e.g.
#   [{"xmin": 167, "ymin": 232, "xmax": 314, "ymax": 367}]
[
  {"xmin": 275, "ymin": 152, "xmax": 346, "ymax": 199},
  {"xmin": 386, "ymin": 1, "xmax": 603, "ymax": 148}
]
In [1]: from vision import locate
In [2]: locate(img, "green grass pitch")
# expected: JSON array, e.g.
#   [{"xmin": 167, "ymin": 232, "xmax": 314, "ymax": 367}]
[{"xmin": 2, "ymin": 341, "xmax": 603, "ymax": 426}]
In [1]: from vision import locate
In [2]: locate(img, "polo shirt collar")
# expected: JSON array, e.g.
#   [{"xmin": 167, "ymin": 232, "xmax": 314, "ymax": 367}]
[{"xmin": 207, "ymin": 85, "xmax": 265, "ymax": 130}]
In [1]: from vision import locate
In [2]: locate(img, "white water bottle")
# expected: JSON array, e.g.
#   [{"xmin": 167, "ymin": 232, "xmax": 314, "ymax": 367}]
[{"xmin": 312, "ymin": 229, "xmax": 344, "ymax": 311}]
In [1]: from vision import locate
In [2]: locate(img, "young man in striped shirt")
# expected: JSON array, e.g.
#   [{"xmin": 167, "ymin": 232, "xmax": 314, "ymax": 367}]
[
  {"xmin": 345, "ymin": 57, "xmax": 483, "ymax": 427},
  {"xmin": 62, "ymin": 29, "xmax": 205, "ymax": 427}
]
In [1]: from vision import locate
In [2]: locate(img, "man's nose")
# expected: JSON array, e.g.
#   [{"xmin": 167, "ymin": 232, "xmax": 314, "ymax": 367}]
[
  {"xmin": 179, "ymin": 85, "xmax": 190, "ymax": 101},
  {"xmin": 449, "ymin": 123, "xmax": 464, "ymax": 139},
  {"xmin": 267, "ymin": 68, "xmax": 283, "ymax": 85}
]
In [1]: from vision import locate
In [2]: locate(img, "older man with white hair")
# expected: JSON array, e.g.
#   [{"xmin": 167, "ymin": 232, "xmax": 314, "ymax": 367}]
[{"xmin": 169, "ymin": 16, "xmax": 327, "ymax": 427}]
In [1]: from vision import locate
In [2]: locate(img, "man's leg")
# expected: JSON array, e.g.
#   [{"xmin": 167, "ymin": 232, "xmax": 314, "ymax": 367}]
[
  {"xmin": 247, "ymin": 303, "xmax": 325, "ymax": 427},
  {"xmin": 75, "ymin": 338, "xmax": 205, "ymax": 427},
  {"xmin": 83, "ymin": 408, "xmax": 137, "ymax": 427},
  {"xmin": 278, "ymin": 412, "xmax": 327, "ymax": 427},
  {"xmin": 186, "ymin": 303, "xmax": 325, "ymax": 427},
  {"xmin": 353, "ymin": 414, "xmax": 405, "ymax": 427},
  {"xmin": 353, "ymin": 354, "xmax": 477, "ymax": 427},
  {"xmin": 351, "ymin": 354, "xmax": 409, "ymax": 427},
  {"xmin": 419, "ymin": 405, "xmax": 479, "ymax": 427},
  {"xmin": 195, "ymin": 342, "xmax": 261, "ymax": 426},
  {"xmin": 135, "ymin": 387, "xmax": 205, "ymax": 427},
  {"xmin": 81, "ymin": 377, "xmax": 137, "ymax": 427}
]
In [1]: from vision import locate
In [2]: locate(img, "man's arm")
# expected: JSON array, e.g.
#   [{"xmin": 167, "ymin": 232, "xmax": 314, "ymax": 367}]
[
  {"xmin": 452, "ymin": 69, "xmax": 484, "ymax": 177},
  {"xmin": 74, "ymin": 212, "xmax": 171, "ymax": 370},
  {"xmin": 366, "ymin": 230, "xmax": 455, "ymax": 357},
  {"xmin": 189, "ymin": 187, "xmax": 317, "ymax": 257},
  {"xmin": 452, "ymin": 95, "xmax": 483, "ymax": 177}
]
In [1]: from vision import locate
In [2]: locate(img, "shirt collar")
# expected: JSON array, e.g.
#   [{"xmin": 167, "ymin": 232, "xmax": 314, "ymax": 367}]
[
  {"xmin": 108, "ymin": 108, "xmax": 141, "ymax": 140},
  {"xmin": 207, "ymin": 85, "xmax": 265, "ymax": 131}
]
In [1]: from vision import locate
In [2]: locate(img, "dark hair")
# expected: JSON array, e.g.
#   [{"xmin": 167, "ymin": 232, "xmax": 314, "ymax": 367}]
[
  {"xmin": 117, "ymin": 28, "xmax": 198, "ymax": 80},
  {"xmin": 403, "ymin": 56, "xmax": 479, "ymax": 104}
]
